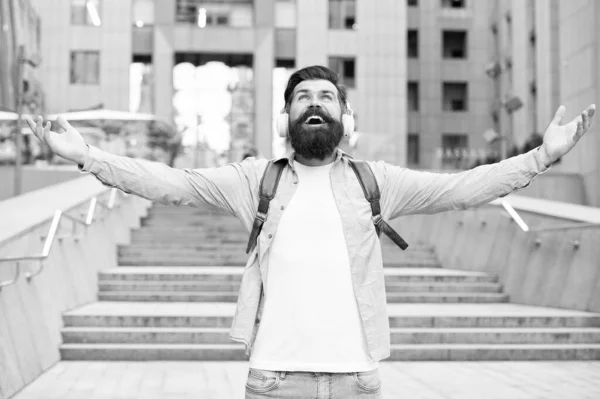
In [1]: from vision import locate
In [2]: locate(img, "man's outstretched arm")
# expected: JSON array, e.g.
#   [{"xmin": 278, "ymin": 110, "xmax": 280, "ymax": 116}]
[
  {"xmin": 25, "ymin": 116, "xmax": 261, "ymax": 218},
  {"xmin": 380, "ymin": 104, "xmax": 595, "ymax": 219}
]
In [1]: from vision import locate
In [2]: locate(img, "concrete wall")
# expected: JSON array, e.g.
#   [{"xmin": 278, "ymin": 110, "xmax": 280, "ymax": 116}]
[
  {"xmin": 0, "ymin": 166, "xmax": 80, "ymax": 202},
  {"xmin": 514, "ymin": 170, "xmax": 587, "ymax": 205},
  {"xmin": 0, "ymin": 176, "xmax": 150, "ymax": 399},
  {"xmin": 391, "ymin": 195, "xmax": 600, "ymax": 313}
]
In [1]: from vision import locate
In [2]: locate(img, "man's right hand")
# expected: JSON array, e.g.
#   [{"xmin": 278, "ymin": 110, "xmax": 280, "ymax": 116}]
[{"xmin": 25, "ymin": 115, "xmax": 88, "ymax": 165}]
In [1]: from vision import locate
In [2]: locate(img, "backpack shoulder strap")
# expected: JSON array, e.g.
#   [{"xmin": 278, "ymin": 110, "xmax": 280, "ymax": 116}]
[
  {"xmin": 348, "ymin": 159, "xmax": 409, "ymax": 250},
  {"xmin": 246, "ymin": 160, "xmax": 286, "ymax": 254}
]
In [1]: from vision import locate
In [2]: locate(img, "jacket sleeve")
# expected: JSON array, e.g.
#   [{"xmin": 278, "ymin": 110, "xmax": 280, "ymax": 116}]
[
  {"xmin": 378, "ymin": 146, "xmax": 551, "ymax": 220},
  {"xmin": 79, "ymin": 145, "xmax": 263, "ymax": 220}
]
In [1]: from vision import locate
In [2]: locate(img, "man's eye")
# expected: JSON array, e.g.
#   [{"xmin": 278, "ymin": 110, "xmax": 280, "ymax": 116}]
[
  {"xmin": 322, "ymin": 95, "xmax": 333, "ymax": 101},
  {"xmin": 298, "ymin": 94, "xmax": 309, "ymax": 100}
]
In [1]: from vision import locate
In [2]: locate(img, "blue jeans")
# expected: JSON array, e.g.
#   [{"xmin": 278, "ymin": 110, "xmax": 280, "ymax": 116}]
[{"xmin": 245, "ymin": 367, "xmax": 383, "ymax": 398}]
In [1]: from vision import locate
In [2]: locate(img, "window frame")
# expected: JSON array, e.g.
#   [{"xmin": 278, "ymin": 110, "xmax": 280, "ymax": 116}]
[
  {"xmin": 408, "ymin": 29, "xmax": 419, "ymax": 58},
  {"xmin": 442, "ymin": 82, "xmax": 468, "ymax": 112},
  {"xmin": 407, "ymin": 133, "xmax": 420, "ymax": 165},
  {"xmin": 328, "ymin": 56, "xmax": 356, "ymax": 89},
  {"xmin": 442, "ymin": 30, "xmax": 468, "ymax": 59},
  {"xmin": 408, "ymin": 81, "xmax": 419, "ymax": 112},
  {"xmin": 70, "ymin": 50, "xmax": 101, "ymax": 85}
]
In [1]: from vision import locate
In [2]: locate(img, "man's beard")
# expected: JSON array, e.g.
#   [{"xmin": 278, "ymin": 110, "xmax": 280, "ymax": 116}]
[{"xmin": 288, "ymin": 107, "xmax": 344, "ymax": 160}]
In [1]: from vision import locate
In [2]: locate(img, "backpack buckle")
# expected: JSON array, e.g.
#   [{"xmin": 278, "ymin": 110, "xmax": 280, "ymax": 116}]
[
  {"xmin": 256, "ymin": 211, "xmax": 267, "ymax": 223},
  {"xmin": 372, "ymin": 214, "xmax": 383, "ymax": 226}
]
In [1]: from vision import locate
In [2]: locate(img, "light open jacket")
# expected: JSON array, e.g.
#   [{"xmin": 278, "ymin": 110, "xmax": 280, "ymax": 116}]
[{"xmin": 80, "ymin": 145, "xmax": 550, "ymax": 361}]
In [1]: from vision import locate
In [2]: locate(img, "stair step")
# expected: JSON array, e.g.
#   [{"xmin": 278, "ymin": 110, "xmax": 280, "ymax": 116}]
[
  {"xmin": 389, "ymin": 328, "xmax": 600, "ymax": 344},
  {"xmin": 97, "ymin": 291, "xmax": 508, "ymax": 303},
  {"xmin": 58, "ymin": 343, "xmax": 600, "ymax": 361},
  {"xmin": 62, "ymin": 327, "xmax": 233, "ymax": 344},
  {"xmin": 387, "ymin": 344, "xmax": 600, "ymax": 361},
  {"xmin": 98, "ymin": 291, "xmax": 239, "ymax": 302},
  {"xmin": 118, "ymin": 259, "xmax": 249, "ymax": 266},
  {"xmin": 120, "ymin": 254, "xmax": 435, "ymax": 264},
  {"xmin": 122, "ymin": 242, "xmax": 435, "ymax": 251},
  {"xmin": 59, "ymin": 343, "xmax": 246, "ymax": 361},
  {"xmin": 62, "ymin": 303, "xmax": 600, "ymax": 329},
  {"xmin": 117, "ymin": 258, "xmax": 441, "ymax": 268},
  {"xmin": 98, "ymin": 267, "xmax": 498, "ymax": 283},
  {"xmin": 120, "ymin": 243, "xmax": 247, "ymax": 251},
  {"xmin": 97, "ymin": 281, "xmax": 503, "ymax": 293},
  {"xmin": 118, "ymin": 247, "xmax": 437, "ymax": 259},
  {"xmin": 60, "ymin": 327, "xmax": 600, "ymax": 345}
]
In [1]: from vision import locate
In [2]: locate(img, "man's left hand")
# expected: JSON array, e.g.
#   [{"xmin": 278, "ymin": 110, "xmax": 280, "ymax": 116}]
[{"xmin": 539, "ymin": 104, "xmax": 596, "ymax": 166}]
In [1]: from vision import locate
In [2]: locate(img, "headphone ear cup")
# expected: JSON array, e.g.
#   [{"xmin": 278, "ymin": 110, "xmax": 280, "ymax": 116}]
[
  {"xmin": 277, "ymin": 113, "xmax": 289, "ymax": 138},
  {"xmin": 342, "ymin": 114, "xmax": 355, "ymax": 138}
]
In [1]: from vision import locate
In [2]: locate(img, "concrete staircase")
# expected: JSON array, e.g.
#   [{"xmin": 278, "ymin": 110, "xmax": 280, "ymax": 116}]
[{"xmin": 59, "ymin": 204, "xmax": 600, "ymax": 361}]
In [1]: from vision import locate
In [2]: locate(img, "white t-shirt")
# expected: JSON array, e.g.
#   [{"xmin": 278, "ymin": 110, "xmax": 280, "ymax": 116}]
[{"xmin": 249, "ymin": 160, "xmax": 378, "ymax": 372}]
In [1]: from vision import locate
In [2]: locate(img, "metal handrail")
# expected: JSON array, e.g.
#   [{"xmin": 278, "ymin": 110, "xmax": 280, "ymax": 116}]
[
  {"xmin": 0, "ymin": 188, "xmax": 123, "ymax": 291},
  {"xmin": 0, "ymin": 210, "xmax": 61, "ymax": 291}
]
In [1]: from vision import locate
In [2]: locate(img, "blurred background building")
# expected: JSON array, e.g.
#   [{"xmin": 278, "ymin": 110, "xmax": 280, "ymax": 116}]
[{"xmin": 0, "ymin": 0, "xmax": 599, "ymax": 206}]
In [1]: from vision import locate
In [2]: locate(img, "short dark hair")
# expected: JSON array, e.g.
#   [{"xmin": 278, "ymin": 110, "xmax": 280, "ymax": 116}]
[{"xmin": 283, "ymin": 65, "xmax": 348, "ymax": 110}]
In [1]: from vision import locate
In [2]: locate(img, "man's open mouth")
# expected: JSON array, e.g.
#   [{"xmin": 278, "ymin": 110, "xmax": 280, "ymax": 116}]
[{"xmin": 304, "ymin": 116, "xmax": 326, "ymax": 125}]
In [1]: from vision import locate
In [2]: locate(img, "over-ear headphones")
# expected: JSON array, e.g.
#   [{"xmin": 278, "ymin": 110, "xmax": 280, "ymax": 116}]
[{"xmin": 277, "ymin": 102, "xmax": 355, "ymax": 139}]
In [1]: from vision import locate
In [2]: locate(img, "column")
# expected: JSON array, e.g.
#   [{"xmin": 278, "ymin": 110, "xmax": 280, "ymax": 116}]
[
  {"xmin": 254, "ymin": 0, "xmax": 275, "ymax": 158},
  {"xmin": 153, "ymin": 0, "xmax": 175, "ymax": 120}
]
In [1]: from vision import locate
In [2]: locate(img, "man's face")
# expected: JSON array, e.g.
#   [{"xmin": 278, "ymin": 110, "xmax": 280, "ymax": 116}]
[{"xmin": 288, "ymin": 79, "xmax": 344, "ymax": 160}]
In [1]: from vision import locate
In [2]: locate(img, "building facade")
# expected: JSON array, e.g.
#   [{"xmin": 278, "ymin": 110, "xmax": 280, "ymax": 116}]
[
  {"xmin": 488, "ymin": 0, "xmax": 560, "ymax": 163},
  {"xmin": 30, "ymin": 0, "xmax": 132, "ymax": 113},
  {"xmin": 29, "ymin": 0, "xmax": 410, "ymax": 163},
  {"xmin": 0, "ymin": 0, "xmax": 42, "ymax": 112},
  {"xmin": 488, "ymin": 0, "xmax": 600, "ymax": 206},
  {"xmin": 406, "ymin": 0, "xmax": 497, "ymax": 170},
  {"xmin": 555, "ymin": 0, "xmax": 600, "ymax": 206},
  {"xmin": 0, "ymin": 0, "xmax": 43, "ymax": 165},
  {"xmin": 23, "ymin": 0, "xmax": 600, "ymax": 206}
]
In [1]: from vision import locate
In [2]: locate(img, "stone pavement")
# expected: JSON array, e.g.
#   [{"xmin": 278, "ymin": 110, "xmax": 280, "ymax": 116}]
[{"xmin": 11, "ymin": 361, "xmax": 600, "ymax": 399}]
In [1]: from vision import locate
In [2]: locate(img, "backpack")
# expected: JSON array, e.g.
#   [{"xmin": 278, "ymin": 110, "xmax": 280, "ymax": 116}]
[{"xmin": 246, "ymin": 159, "xmax": 409, "ymax": 254}]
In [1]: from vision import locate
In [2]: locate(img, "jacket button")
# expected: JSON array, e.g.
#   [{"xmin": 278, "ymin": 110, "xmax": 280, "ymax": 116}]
[
  {"xmin": 268, "ymin": 234, "xmax": 273, "ymax": 239},
  {"xmin": 255, "ymin": 318, "xmax": 260, "ymax": 324},
  {"xmin": 280, "ymin": 206, "xmax": 284, "ymax": 210}
]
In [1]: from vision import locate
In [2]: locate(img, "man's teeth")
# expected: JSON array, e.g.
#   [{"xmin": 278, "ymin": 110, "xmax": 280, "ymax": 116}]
[{"xmin": 306, "ymin": 116, "xmax": 325, "ymax": 124}]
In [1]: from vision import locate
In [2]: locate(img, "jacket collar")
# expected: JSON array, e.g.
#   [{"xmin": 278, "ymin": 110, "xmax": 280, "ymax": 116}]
[{"xmin": 273, "ymin": 147, "xmax": 354, "ymax": 168}]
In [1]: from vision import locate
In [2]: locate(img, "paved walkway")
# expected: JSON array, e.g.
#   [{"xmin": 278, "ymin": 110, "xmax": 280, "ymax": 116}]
[{"xmin": 11, "ymin": 361, "xmax": 600, "ymax": 399}]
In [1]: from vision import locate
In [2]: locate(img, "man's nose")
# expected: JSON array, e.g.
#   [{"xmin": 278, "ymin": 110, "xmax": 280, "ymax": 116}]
[{"xmin": 308, "ymin": 99, "xmax": 322, "ymax": 108}]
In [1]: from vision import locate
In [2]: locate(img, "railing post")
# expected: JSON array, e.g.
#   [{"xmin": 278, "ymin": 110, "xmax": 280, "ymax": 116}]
[{"xmin": 1, "ymin": 187, "xmax": 128, "ymax": 290}]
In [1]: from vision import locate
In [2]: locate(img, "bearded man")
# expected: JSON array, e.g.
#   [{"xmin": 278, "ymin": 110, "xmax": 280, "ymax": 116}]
[{"xmin": 26, "ymin": 65, "xmax": 595, "ymax": 399}]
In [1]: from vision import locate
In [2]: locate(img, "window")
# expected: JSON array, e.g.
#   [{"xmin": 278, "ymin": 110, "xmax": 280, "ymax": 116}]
[
  {"xmin": 329, "ymin": 0, "xmax": 356, "ymax": 30},
  {"xmin": 175, "ymin": 0, "xmax": 252, "ymax": 27},
  {"xmin": 70, "ymin": 51, "xmax": 100, "ymax": 84},
  {"xmin": 441, "ymin": 134, "xmax": 468, "ymax": 168},
  {"xmin": 328, "ymin": 57, "xmax": 355, "ymax": 88},
  {"xmin": 408, "ymin": 134, "xmax": 420, "ymax": 165},
  {"xmin": 408, "ymin": 81, "xmax": 419, "ymax": 111},
  {"xmin": 442, "ymin": 30, "xmax": 467, "ymax": 59},
  {"xmin": 408, "ymin": 0, "xmax": 418, "ymax": 6},
  {"xmin": 408, "ymin": 30, "xmax": 418, "ymax": 58},
  {"xmin": 71, "ymin": 0, "xmax": 102, "ymax": 26},
  {"xmin": 276, "ymin": 59, "xmax": 295, "ymax": 68},
  {"xmin": 441, "ymin": 0, "xmax": 465, "ymax": 8},
  {"xmin": 442, "ymin": 82, "xmax": 468, "ymax": 111}
]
